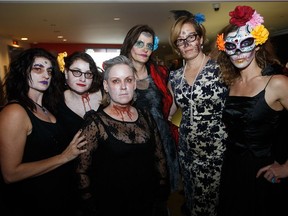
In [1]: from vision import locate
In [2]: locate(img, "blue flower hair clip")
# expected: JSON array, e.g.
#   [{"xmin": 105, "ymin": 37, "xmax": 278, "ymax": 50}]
[
  {"xmin": 194, "ymin": 13, "xmax": 205, "ymax": 25},
  {"xmin": 153, "ymin": 36, "xmax": 159, "ymax": 51}
]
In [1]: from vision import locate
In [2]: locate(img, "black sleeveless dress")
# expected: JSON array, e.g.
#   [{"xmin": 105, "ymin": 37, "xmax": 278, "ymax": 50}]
[
  {"xmin": 2, "ymin": 104, "xmax": 77, "ymax": 216},
  {"xmin": 218, "ymin": 78, "xmax": 286, "ymax": 216}
]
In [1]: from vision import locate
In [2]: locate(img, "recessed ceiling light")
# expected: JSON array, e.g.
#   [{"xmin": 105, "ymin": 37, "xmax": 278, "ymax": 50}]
[
  {"xmin": 63, "ymin": 39, "xmax": 67, "ymax": 42},
  {"xmin": 114, "ymin": 17, "xmax": 120, "ymax": 21},
  {"xmin": 21, "ymin": 37, "xmax": 28, "ymax": 41},
  {"xmin": 57, "ymin": 35, "xmax": 63, "ymax": 39}
]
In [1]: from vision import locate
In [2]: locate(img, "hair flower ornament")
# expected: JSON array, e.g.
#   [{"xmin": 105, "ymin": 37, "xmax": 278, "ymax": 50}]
[
  {"xmin": 57, "ymin": 52, "xmax": 67, "ymax": 72},
  {"xmin": 251, "ymin": 24, "xmax": 269, "ymax": 45},
  {"xmin": 194, "ymin": 13, "xmax": 205, "ymax": 25},
  {"xmin": 216, "ymin": 33, "xmax": 225, "ymax": 51},
  {"xmin": 217, "ymin": 5, "xmax": 269, "ymax": 51},
  {"xmin": 229, "ymin": 6, "xmax": 254, "ymax": 27},
  {"xmin": 153, "ymin": 36, "xmax": 159, "ymax": 51}
]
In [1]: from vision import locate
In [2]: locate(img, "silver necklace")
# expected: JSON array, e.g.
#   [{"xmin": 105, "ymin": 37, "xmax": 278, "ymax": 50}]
[
  {"xmin": 180, "ymin": 54, "xmax": 206, "ymax": 121},
  {"xmin": 34, "ymin": 102, "xmax": 48, "ymax": 114}
]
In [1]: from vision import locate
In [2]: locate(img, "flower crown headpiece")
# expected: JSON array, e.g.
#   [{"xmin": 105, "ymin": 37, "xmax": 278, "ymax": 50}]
[
  {"xmin": 216, "ymin": 5, "xmax": 269, "ymax": 51},
  {"xmin": 57, "ymin": 52, "xmax": 67, "ymax": 72}
]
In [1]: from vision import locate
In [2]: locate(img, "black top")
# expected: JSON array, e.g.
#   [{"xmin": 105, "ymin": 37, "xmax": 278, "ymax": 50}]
[
  {"xmin": 2, "ymin": 103, "xmax": 77, "ymax": 216},
  {"xmin": 77, "ymin": 108, "xmax": 168, "ymax": 216},
  {"xmin": 223, "ymin": 89, "xmax": 280, "ymax": 157}
]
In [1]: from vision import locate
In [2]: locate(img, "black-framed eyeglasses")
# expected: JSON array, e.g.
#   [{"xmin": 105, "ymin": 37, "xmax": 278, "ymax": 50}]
[
  {"xmin": 175, "ymin": 33, "xmax": 198, "ymax": 47},
  {"xmin": 69, "ymin": 69, "xmax": 94, "ymax": 79}
]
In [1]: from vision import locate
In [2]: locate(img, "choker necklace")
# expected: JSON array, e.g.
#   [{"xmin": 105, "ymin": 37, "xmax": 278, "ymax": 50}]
[{"xmin": 34, "ymin": 102, "xmax": 48, "ymax": 114}]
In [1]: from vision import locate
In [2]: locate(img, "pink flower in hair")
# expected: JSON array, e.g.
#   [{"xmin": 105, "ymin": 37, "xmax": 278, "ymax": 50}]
[{"xmin": 247, "ymin": 11, "xmax": 264, "ymax": 28}]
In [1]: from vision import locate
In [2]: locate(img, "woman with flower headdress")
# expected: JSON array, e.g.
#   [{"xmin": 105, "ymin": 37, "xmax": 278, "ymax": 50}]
[
  {"xmin": 168, "ymin": 12, "xmax": 228, "ymax": 216},
  {"xmin": 214, "ymin": 5, "xmax": 288, "ymax": 216},
  {"xmin": 120, "ymin": 24, "xmax": 180, "ymax": 215}
]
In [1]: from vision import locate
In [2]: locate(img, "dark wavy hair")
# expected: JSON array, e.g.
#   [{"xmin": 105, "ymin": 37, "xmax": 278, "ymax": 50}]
[
  {"xmin": 3, "ymin": 47, "xmax": 62, "ymax": 114},
  {"xmin": 63, "ymin": 51, "xmax": 103, "ymax": 93},
  {"xmin": 120, "ymin": 24, "xmax": 156, "ymax": 64},
  {"xmin": 212, "ymin": 24, "xmax": 281, "ymax": 86}
]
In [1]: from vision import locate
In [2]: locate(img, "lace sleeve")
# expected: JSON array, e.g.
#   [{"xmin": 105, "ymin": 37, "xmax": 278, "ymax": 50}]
[{"xmin": 76, "ymin": 115, "xmax": 106, "ymax": 206}]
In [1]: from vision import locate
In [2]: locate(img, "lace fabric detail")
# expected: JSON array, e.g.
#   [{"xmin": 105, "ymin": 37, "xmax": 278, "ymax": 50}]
[{"xmin": 77, "ymin": 108, "xmax": 168, "ymax": 202}]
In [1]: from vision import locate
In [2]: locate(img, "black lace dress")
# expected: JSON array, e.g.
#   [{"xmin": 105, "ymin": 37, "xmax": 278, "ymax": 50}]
[{"xmin": 77, "ymin": 108, "xmax": 168, "ymax": 216}]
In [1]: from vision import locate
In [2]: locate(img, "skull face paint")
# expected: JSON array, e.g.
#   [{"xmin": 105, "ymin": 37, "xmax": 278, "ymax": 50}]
[{"xmin": 225, "ymin": 25, "xmax": 256, "ymax": 69}]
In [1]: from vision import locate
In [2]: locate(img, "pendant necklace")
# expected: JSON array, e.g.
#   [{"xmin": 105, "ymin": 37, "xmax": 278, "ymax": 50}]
[
  {"xmin": 34, "ymin": 102, "xmax": 48, "ymax": 114},
  {"xmin": 180, "ymin": 53, "xmax": 206, "ymax": 121}
]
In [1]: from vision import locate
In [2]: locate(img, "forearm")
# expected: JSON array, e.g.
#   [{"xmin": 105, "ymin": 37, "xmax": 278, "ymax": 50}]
[{"xmin": 2, "ymin": 154, "xmax": 67, "ymax": 183}]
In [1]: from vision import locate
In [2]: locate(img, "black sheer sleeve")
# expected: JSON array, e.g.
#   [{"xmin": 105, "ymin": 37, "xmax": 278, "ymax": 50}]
[{"xmin": 76, "ymin": 114, "xmax": 107, "ymax": 214}]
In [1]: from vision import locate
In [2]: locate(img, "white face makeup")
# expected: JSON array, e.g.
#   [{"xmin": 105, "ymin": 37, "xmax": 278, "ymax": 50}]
[
  {"xmin": 104, "ymin": 64, "xmax": 136, "ymax": 106},
  {"xmin": 225, "ymin": 25, "xmax": 256, "ymax": 69},
  {"xmin": 29, "ymin": 57, "xmax": 52, "ymax": 92},
  {"xmin": 225, "ymin": 25, "xmax": 256, "ymax": 56},
  {"xmin": 65, "ymin": 59, "xmax": 93, "ymax": 94},
  {"xmin": 229, "ymin": 49, "xmax": 256, "ymax": 69}
]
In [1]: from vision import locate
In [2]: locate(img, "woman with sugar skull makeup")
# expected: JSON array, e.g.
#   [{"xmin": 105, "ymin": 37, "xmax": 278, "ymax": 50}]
[{"xmin": 214, "ymin": 5, "xmax": 288, "ymax": 216}]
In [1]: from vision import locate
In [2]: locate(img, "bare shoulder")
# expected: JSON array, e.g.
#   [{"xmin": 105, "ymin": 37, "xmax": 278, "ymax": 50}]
[
  {"xmin": 0, "ymin": 103, "xmax": 30, "ymax": 129},
  {"xmin": 270, "ymin": 74, "xmax": 288, "ymax": 90},
  {"xmin": 267, "ymin": 75, "xmax": 288, "ymax": 110}
]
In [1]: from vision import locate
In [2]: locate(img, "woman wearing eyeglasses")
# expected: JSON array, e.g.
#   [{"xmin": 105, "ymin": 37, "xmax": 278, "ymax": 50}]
[
  {"xmin": 57, "ymin": 51, "xmax": 103, "ymax": 161},
  {"xmin": 56, "ymin": 51, "xmax": 103, "ymax": 215},
  {"xmin": 120, "ymin": 24, "xmax": 180, "ymax": 215},
  {"xmin": 168, "ymin": 13, "xmax": 228, "ymax": 216}
]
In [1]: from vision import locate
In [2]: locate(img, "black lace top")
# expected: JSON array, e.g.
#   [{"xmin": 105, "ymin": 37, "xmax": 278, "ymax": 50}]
[{"xmin": 76, "ymin": 108, "xmax": 167, "ymax": 215}]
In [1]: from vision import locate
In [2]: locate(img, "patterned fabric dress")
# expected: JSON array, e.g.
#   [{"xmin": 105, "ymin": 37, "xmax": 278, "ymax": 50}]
[{"xmin": 169, "ymin": 59, "xmax": 228, "ymax": 216}]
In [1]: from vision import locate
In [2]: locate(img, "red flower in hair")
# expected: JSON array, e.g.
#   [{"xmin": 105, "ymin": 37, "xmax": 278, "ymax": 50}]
[{"xmin": 229, "ymin": 6, "xmax": 255, "ymax": 27}]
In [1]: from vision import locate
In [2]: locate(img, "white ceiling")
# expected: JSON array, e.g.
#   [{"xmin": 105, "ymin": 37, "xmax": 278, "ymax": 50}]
[{"xmin": 0, "ymin": 1, "xmax": 288, "ymax": 57}]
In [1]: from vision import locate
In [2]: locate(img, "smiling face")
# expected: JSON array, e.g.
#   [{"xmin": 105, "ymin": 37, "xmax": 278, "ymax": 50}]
[
  {"xmin": 176, "ymin": 22, "xmax": 202, "ymax": 60},
  {"xmin": 130, "ymin": 32, "xmax": 153, "ymax": 64},
  {"xmin": 65, "ymin": 58, "xmax": 93, "ymax": 94},
  {"xmin": 225, "ymin": 25, "xmax": 257, "ymax": 69},
  {"xmin": 28, "ymin": 57, "xmax": 52, "ymax": 92},
  {"xmin": 103, "ymin": 64, "xmax": 136, "ymax": 106}
]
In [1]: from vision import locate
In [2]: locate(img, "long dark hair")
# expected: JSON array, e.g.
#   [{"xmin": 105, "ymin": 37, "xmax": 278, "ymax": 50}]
[
  {"xmin": 3, "ymin": 47, "xmax": 62, "ymax": 114},
  {"xmin": 120, "ymin": 24, "xmax": 156, "ymax": 64}
]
